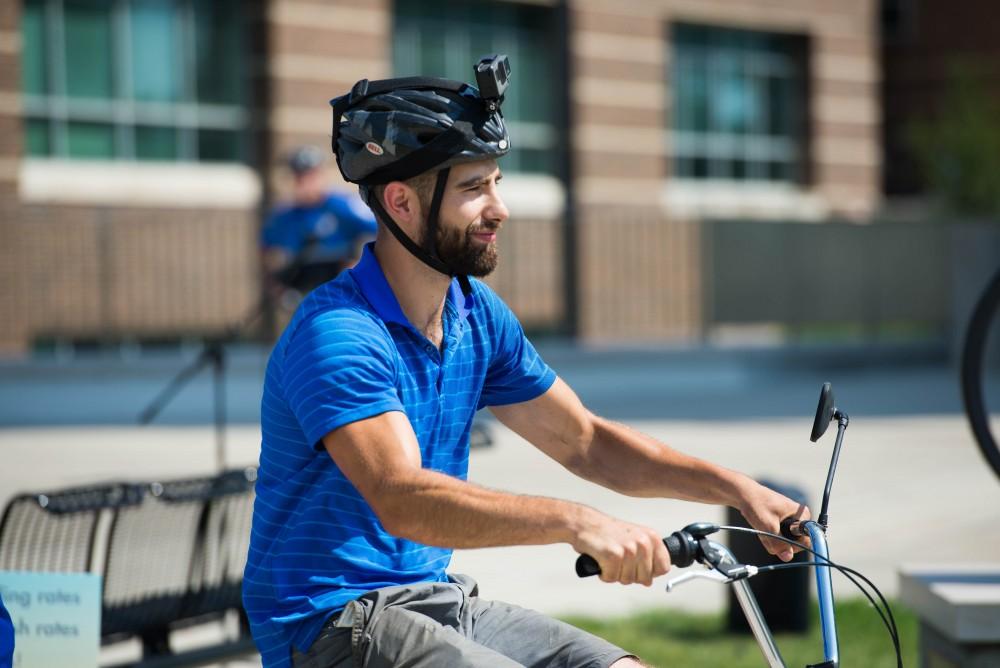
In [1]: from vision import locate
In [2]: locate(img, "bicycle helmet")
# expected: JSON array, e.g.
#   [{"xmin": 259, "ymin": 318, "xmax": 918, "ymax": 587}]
[{"xmin": 329, "ymin": 66, "xmax": 510, "ymax": 288}]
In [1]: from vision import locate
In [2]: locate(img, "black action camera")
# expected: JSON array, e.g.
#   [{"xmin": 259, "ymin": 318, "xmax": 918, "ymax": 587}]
[{"xmin": 475, "ymin": 54, "xmax": 511, "ymax": 102}]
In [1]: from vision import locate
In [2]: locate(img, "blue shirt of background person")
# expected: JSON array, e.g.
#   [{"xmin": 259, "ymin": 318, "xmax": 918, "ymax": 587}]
[
  {"xmin": 242, "ymin": 244, "xmax": 555, "ymax": 668},
  {"xmin": 261, "ymin": 191, "xmax": 376, "ymax": 262},
  {"xmin": 261, "ymin": 146, "xmax": 377, "ymax": 296},
  {"xmin": 0, "ymin": 594, "xmax": 13, "ymax": 668}
]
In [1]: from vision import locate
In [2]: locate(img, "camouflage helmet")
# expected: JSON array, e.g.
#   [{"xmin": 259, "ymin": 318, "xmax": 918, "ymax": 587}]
[
  {"xmin": 328, "ymin": 65, "xmax": 511, "ymax": 287},
  {"xmin": 329, "ymin": 77, "xmax": 509, "ymax": 186}
]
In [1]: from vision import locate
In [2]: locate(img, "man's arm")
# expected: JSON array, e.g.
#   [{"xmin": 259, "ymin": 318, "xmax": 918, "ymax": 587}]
[
  {"xmin": 322, "ymin": 409, "xmax": 671, "ymax": 585},
  {"xmin": 489, "ymin": 377, "xmax": 809, "ymax": 561}
]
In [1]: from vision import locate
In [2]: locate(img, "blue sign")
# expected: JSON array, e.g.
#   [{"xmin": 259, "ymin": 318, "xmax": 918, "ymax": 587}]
[{"xmin": 0, "ymin": 572, "xmax": 101, "ymax": 668}]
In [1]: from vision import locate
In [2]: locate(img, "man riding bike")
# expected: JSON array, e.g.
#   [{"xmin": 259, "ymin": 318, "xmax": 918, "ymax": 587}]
[{"xmin": 243, "ymin": 57, "xmax": 808, "ymax": 668}]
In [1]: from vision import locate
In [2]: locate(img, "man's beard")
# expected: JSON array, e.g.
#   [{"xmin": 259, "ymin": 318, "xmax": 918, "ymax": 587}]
[{"xmin": 423, "ymin": 220, "xmax": 499, "ymax": 277}]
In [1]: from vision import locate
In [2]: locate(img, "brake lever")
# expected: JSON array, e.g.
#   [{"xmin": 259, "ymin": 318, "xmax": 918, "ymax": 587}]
[
  {"xmin": 664, "ymin": 567, "xmax": 731, "ymax": 592},
  {"xmin": 664, "ymin": 563, "xmax": 761, "ymax": 592}
]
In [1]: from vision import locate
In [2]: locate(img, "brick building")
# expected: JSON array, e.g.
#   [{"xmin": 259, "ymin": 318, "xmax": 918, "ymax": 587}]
[
  {"xmin": 0, "ymin": 0, "xmax": 881, "ymax": 354},
  {"xmin": 882, "ymin": 0, "xmax": 1000, "ymax": 199}
]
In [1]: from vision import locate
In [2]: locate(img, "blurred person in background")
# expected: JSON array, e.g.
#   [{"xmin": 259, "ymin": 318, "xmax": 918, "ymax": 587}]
[
  {"xmin": 244, "ymin": 65, "xmax": 807, "ymax": 668},
  {"xmin": 261, "ymin": 146, "xmax": 377, "ymax": 311}
]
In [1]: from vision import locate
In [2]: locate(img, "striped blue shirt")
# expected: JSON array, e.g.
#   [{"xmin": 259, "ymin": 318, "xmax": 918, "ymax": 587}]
[{"xmin": 243, "ymin": 243, "xmax": 556, "ymax": 667}]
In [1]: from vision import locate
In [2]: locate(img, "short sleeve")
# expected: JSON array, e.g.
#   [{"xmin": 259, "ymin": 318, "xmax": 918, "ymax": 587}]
[
  {"xmin": 282, "ymin": 309, "xmax": 404, "ymax": 447},
  {"xmin": 477, "ymin": 285, "xmax": 556, "ymax": 408}
]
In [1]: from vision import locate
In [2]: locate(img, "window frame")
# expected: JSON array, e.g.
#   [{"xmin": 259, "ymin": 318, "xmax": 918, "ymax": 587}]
[
  {"xmin": 21, "ymin": 0, "xmax": 249, "ymax": 163},
  {"xmin": 668, "ymin": 21, "xmax": 810, "ymax": 185}
]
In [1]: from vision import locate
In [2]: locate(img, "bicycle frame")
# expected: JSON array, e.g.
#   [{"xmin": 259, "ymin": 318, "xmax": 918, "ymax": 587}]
[
  {"xmin": 714, "ymin": 542, "xmax": 787, "ymax": 667},
  {"xmin": 687, "ymin": 522, "xmax": 837, "ymax": 668},
  {"xmin": 808, "ymin": 522, "xmax": 838, "ymax": 667}
]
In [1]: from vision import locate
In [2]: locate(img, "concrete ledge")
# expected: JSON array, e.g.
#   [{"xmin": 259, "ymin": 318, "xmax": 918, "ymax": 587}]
[
  {"xmin": 19, "ymin": 160, "xmax": 262, "ymax": 210},
  {"xmin": 899, "ymin": 565, "xmax": 1000, "ymax": 643}
]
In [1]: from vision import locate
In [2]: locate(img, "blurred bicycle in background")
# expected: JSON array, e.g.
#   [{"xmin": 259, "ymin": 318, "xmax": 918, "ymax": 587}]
[{"xmin": 961, "ymin": 266, "xmax": 1000, "ymax": 483}]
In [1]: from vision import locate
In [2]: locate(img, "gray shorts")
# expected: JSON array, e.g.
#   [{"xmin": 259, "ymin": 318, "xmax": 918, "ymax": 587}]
[{"xmin": 291, "ymin": 574, "xmax": 632, "ymax": 668}]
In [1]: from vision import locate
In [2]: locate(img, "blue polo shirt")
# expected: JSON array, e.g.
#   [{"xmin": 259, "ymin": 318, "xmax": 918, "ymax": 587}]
[
  {"xmin": 0, "ymin": 594, "xmax": 12, "ymax": 668},
  {"xmin": 243, "ymin": 243, "xmax": 556, "ymax": 667}
]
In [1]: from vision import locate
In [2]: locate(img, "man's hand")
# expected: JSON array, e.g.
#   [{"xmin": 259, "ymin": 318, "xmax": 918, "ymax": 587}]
[
  {"xmin": 737, "ymin": 481, "xmax": 811, "ymax": 562},
  {"xmin": 571, "ymin": 511, "xmax": 671, "ymax": 586}
]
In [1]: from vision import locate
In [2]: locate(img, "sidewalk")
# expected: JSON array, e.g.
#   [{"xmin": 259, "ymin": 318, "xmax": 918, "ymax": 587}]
[{"xmin": 2, "ymin": 413, "xmax": 996, "ymax": 621}]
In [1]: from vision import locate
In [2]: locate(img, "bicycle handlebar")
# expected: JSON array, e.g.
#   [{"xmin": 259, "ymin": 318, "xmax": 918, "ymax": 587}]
[
  {"xmin": 574, "ymin": 528, "xmax": 700, "ymax": 578},
  {"xmin": 780, "ymin": 517, "xmax": 811, "ymax": 539},
  {"xmin": 575, "ymin": 519, "xmax": 812, "ymax": 578}
]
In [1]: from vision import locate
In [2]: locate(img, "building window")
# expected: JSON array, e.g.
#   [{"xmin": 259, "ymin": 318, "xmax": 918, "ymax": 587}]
[
  {"xmin": 393, "ymin": 0, "xmax": 560, "ymax": 175},
  {"xmin": 670, "ymin": 23, "xmax": 808, "ymax": 183},
  {"xmin": 21, "ymin": 0, "xmax": 247, "ymax": 162}
]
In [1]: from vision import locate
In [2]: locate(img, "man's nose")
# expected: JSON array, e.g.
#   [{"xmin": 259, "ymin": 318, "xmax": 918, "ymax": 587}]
[{"xmin": 486, "ymin": 189, "xmax": 509, "ymax": 223}]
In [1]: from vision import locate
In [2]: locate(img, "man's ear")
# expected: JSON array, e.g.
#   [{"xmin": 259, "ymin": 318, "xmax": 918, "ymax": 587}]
[{"xmin": 382, "ymin": 182, "xmax": 421, "ymax": 233}]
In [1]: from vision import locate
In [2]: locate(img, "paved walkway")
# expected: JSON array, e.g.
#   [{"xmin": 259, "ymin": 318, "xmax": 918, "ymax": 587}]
[{"xmin": 2, "ymin": 412, "xmax": 997, "ymax": 666}]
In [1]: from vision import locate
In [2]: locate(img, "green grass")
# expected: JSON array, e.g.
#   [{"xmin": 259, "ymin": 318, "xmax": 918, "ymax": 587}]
[{"xmin": 561, "ymin": 598, "xmax": 917, "ymax": 667}]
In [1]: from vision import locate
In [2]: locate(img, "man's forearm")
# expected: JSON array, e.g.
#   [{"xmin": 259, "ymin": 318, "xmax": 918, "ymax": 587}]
[
  {"xmin": 579, "ymin": 415, "xmax": 751, "ymax": 507},
  {"xmin": 372, "ymin": 467, "xmax": 598, "ymax": 549}
]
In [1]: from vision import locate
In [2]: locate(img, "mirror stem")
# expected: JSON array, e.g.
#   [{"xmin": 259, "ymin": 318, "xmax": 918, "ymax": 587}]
[{"xmin": 818, "ymin": 411, "xmax": 849, "ymax": 531}]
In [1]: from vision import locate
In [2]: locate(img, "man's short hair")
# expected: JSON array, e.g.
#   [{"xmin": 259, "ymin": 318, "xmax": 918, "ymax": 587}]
[{"xmin": 370, "ymin": 170, "xmax": 439, "ymax": 222}]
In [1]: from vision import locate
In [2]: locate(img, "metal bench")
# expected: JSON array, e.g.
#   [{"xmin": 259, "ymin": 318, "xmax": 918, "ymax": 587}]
[
  {"xmin": 0, "ymin": 482, "xmax": 141, "ymax": 573},
  {"xmin": 0, "ymin": 469, "xmax": 258, "ymax": 667}
]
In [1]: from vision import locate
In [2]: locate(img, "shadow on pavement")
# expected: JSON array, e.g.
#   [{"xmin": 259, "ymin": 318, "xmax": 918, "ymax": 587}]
[{"xmin": 0, "ymin": 340, "xmax": 971, "ymax": 426}]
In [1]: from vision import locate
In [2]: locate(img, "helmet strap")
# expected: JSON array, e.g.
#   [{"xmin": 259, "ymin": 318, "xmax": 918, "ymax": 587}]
[
  {"xmin": 422, "ymin": 167, "xmax": 448, "ymax": 257},
  {"xmin": 365, "ymin": 167, "xmax": 471, "ymax": 296}
]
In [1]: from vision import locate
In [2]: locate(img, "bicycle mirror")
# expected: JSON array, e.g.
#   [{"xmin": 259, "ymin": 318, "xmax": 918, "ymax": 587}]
[{"xmin": 810, "ymin": 382, "xmax": 835, "ymax": 442}]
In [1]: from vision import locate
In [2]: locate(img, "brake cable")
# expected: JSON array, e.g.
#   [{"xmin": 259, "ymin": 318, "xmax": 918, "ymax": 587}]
[{"xmin": 717, "ymin": 525, "xmax": 903, "ymax": 668}]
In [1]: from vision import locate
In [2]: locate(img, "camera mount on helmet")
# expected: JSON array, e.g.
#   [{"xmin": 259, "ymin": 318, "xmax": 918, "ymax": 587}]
[{"xmin": 475, "ymin": 54, "xmax": 511, "ymax": 110}]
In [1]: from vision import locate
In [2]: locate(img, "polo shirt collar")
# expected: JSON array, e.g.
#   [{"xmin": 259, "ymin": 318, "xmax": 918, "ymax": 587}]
[{"xmin": 349, "ymin": 242, "xmax": 474, "ymax": 328}]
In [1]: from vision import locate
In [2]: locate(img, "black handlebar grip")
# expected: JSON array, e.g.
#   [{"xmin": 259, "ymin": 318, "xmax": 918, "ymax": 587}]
[
  {"xmin": 664, "ymin": 532, "xmax": 694, "ymax": 568},
  {"xmin": 780, "ymin": 518, "xmax": 808, "ymax": 539},
  {"xmin": 575, "ymin": 535, "xmax": 688, "ymax": 578},
  {"xmin": 574, "ymin": 553, "xmax": 601, "ymax": 578}
]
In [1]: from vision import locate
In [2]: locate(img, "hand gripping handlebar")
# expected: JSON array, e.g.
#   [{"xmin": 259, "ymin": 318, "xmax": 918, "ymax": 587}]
[{"xmin": 574, "ymin": 522, "xmax": 719, "ymax": 578}]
